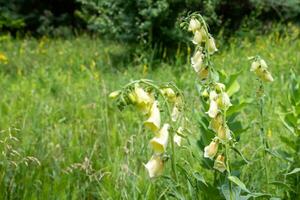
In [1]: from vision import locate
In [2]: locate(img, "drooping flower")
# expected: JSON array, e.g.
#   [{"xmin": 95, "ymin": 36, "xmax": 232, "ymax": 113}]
[
  {"xmin": 129, "ymin": 85, "xmax": 154, "ymax": 114},
  {"xmin": 144, "ymin": 101, "xmax": 161, "ymax": 132},
  {"xmin": 109, "ymin": 90, "xmax": 121, "ymax": 99},
  {"xmin": 204, "ymin": 139, "xmax": 219, "ymax": 159},
  {"xmin": 213, "ymin": 154, "xmax": 226, "ymax": 173},
  {"xmin": 217, "ymin": 125, "xmax": 232, "ymax": 141},
  {"xmin": 217, "ymin": 92, "xmax": 232, "ymax": 110},
  {"xmin": 207, "ymin": 100, "xmax": 218, "ymax": 118},
  {"xmin": 150, "ymin": 124, "xmax": 170, "ymax": 153},
  {"xmin": 209, "ymin": 90, "xmax": 218, "ymax": 101},
  {"xmin": 144, "ymin": 155, "xmax": 164, "ymax": 178},
  {"xmin": 215, "ymin": 82, "xmax": 225, "ymax": 92},
  {"xmin": 206, "ymin": 36, "xmax": 218, "ymax": 54},
  {"xmin": 161, "ymin": 88, "xmax": 176, "ymax": 103},
  {"xmin": 191, "ymin": 50, "xmax": 203, "ymax": 73},
  {"xmin": 192, "ymin": 30, "xmax": 204, "ymax": 44},
  {"xmin": 188, "ymin": 18, "xmax": 201, "ymax": 33},
  {"xmin": 250, "ymin": 59, "xmax": 274, "ymax": 82},
  {"xmin": 198, "ymin": 67, "xmax": 209, "ymax": 80},
  {"xmin": 209, "ymin": 113, "xmax": 223, "ymax": 133},
  {"xmin": 250, "ymin": 60, "xmax": 261, "ymax": 72},
  {"xmin": 174, "ymin": 127, "xmax": 184, "ymax": 146}
]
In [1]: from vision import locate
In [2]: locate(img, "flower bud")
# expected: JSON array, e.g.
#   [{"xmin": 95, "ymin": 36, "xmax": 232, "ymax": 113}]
[
  {"xmin": 204, "ymin": 140, "xmax": 219, "ymax": 159},
  {"xmin": 150, "ymin": 124, "xmax": 170, "ymax": 153},
  {"xmin": 161, "ymin": 88, "xmax": 176, "ymax": 102},
  {"xmin": 171, "ymin": 106, "xmax": 180, "ymax": 122},
  {"xmin": 109, "ymin": 90, "xmax": 121, "ymax": 99},
  {"xmin": 174, "ymin": 127, "xmax": 184, "ymax": 146},
  {"xmin": 201, "ymin": 89, "xmax": 209, "ymax": 98},
  {"xmin": 144, "ymin": 101, "xmax": 161, "ymax": 132},
  {"xmin": 188, "ymin": 18, "xmax": 201, "ymax": 33},
  {"xmin": 213, "ymin": 154, "xmax": 226, "ymax": 173},
  {"xmin": 144, "ymin": 155, "xmax": 164, "ymax": 178}
]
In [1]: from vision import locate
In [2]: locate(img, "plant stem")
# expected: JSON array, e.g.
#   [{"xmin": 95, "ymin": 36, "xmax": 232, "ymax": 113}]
[
  {"xmin": 258, "ymin": 81, "xmax": 269, "ymax": 191},
  {"xmin": 223, "ymin": 110, "xmax": 234, "ymax": 200}
]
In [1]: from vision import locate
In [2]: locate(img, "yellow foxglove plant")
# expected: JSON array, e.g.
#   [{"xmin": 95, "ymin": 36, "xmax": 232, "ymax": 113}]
[
  {"xmin": 249, "ymin": 56, "xmax": 274, "ymax": 192},
  {"xmin": 109, "ymin": 79, "xmax": 186, "ymax": 180},
  {"xmin": 181, "ymin": 13, "xmax": 261, "ymax": 199}
]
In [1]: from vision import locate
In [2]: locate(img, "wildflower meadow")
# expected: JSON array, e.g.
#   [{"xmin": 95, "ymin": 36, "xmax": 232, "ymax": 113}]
[{"xmin": 0, "ymin": 3, "xmax": 300, "ymax": 200}]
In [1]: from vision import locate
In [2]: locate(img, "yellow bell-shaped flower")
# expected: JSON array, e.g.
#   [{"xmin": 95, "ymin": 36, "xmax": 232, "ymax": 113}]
[
  {"xmin": 206, "ymin": 36, "xmax": 218, "ymax": 54},
  {"xmin": 204, "ymin": 139, "xmax": 219, "ymax": 159},
  {"xmin": 129, "ymin": 85, "xmax": 154, "ymax": 114},
  {"xmin": 144, "ymin": 101, "xmax": 161, "ymax": 132},
  {"xmin": 150, "ymin": 124, "xmax": 170, "ymax": 154},
  {"xmin": 191, "ymin": 50, "xmax": 203, "ymax": 73},
  {"xmin": 213, "ymin": 154, "xmax": 226, "ymax": 173},
  {"xmin": 217, "ymin": 92, "xmax": 232, "ymax": 110},
  {"xmin": 144, "ymin": 155, "xmax": 164, "ymax": 178},
  {"xmin": 209, "ymin": 113, "xmax": 223, "ymax": 133},
  {"xmin": 188, "ymin": 18, "xmax": 201, "ymax": 33},
  {"xmin": 192, "ymin": 30, "xmax": 204, "ymax": 44},
  {"xmin": 261, "ymin": 70, "xmax": 274, "ymax": 82},
  {"xmin": 206, "ymin": 100, "xmax": 219, "ymax": 118},
  {"xmin": 217, "ymin": 125, "xmax": 232, "ymax": 141}
]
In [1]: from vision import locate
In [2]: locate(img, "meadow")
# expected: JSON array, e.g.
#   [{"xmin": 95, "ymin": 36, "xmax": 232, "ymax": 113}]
[{"xmin": 0, "ymin": 25, "xmax": 299, "ymax": 199}]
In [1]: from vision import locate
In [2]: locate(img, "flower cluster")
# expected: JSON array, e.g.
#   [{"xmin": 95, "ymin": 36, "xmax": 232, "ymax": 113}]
[
  {"xmin": 188, "ymin": 16, "xmax": 232, "ymax": 173},
  {"xmin": 250, "ymin": 57, "xmax": 274, "ymax": 82},
  {"xmin": 188, "ymin": 18, "xmax": 218, "ymax": 81},
  {"xmin": 109, "ymin": 82, "xmax": 183, "ymax": 178}
]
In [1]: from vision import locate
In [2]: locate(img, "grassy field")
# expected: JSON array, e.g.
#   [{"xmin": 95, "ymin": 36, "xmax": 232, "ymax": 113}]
[{"xmin": 0, "ymin": 28, "xmax": 299, "ymax": 199}]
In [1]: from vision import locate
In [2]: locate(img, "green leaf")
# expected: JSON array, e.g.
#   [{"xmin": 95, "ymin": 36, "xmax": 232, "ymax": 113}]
[
  {"xmin": 269, "ymin": 181, "xmax": 295, "ymax": 192},
  {"xmin": 285, "ymin": 168, "xmax": 300, "ymax": 176},
  {"xmin": 227, "ymin": 80, "xmax": 240, "ymax": 97},
  {"xmin": 228, "ymin": 176, "xmax": 251, "ymax": 193},
  {"xmin": 193, "ymin": 172, "xmax": 207, "ymax": 186},
  {"xmin": 231, "ymin": 147, "xmax": 250, "ymax": 164}
]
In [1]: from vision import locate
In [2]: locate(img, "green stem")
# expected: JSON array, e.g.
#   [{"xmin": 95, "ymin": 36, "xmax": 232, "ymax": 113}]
[
  {"xmin": 223, "ymin": 110, "xmax": 234, "ymax": 200},
  {"xmin": 258, "ymin": 81, "xmax": 269, "ymax": 191}
]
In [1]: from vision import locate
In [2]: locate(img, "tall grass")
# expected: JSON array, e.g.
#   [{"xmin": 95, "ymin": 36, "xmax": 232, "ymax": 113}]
[{"xmin": 0, "ymin": 26, "xmax": 299, "ymax": 199}]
